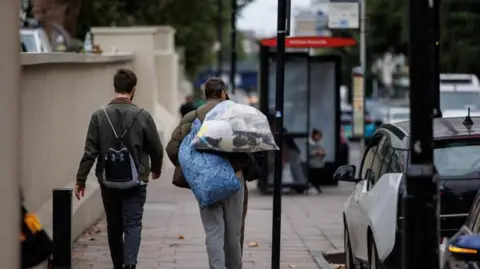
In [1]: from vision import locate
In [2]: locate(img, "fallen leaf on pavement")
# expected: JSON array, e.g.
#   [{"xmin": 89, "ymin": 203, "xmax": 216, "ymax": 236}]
[
  {"xmin": 72, "ymin": 251, "xmax": 83, "ymax": 258},
  {"xmin": 88, "ymin": 237, "xmax": 95, "ymax": 241},
  {"xmin": 248, "ymin": 241, "xmax": 258, "ymax": 248},
  {"xmin": 177, "ymin": 235, "xmax": 185, "ymax": 240},
  {"xmin": 332, "ymin": 264, "xmax": 346, "ymax": 269},
  {"xmin": 288, "ymin": 264, "xmax": 296, "ymax": 268}
]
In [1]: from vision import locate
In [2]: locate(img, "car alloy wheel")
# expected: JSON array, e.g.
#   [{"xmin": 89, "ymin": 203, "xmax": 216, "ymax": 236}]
[{"xmin": 344, "ymin": 225, "xmax": 355, "ymax": 269}]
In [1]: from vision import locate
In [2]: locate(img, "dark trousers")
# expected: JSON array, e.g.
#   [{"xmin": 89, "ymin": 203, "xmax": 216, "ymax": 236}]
[
  {"xmin": 100, "ymin": 185, "xmax": 147, "ymax": 266},
  {"xmin": 308, "ymin": 167, "xmax": 325, "ymax": 189}
]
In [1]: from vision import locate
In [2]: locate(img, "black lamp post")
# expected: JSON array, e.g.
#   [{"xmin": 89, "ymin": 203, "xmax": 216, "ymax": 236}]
[
  {"xmin": 217, "ymin": 0, "xmax": 224, "ymax": 77},
  {"xmin": 402, "ymin": 0, "xmax": 439, "ymax": 268},
  {"xmin": 230, "ymin": 0, "xmax": 237, "ymax": 94}
]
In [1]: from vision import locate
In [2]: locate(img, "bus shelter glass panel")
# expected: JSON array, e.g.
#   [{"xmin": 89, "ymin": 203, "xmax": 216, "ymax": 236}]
[
  {"xmin": 268, "ymin": 57, "xmax": 309, "ymax": 184},
  {"xmin": 309, "ymin": 61, "xmax": 337, "ymax": 162}
]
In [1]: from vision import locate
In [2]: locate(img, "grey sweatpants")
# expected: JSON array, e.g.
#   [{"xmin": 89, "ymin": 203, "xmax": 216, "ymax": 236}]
[{"xmin": 200, "ymin": 176, "xmax": 244, "ymax": 269}]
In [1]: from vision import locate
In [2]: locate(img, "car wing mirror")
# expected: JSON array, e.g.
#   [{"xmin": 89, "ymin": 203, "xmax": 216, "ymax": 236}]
[
  {"xmin": 448, "ymin": 234, "xmax": 480, "ymax": 262},
  {"xmin": 333, "ymin": 165, "xmax": 358, "ymax": 182}
]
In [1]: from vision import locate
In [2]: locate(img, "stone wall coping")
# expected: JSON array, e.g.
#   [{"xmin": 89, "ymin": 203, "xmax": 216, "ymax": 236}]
[
  {"xmin": 91, "ymin": 26, "xmax": 175, "ymax": 35},
  {"xmin": 21, "ymin": 52, "xmax": 134, "ymax": 66}
]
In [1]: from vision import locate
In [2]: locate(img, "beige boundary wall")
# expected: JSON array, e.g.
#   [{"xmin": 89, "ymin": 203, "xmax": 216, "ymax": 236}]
[
  {"xmin": 15, "ymin": 27, "xmax": 185, "ymax": 269},
  {"xmin": 21, "ymin": 52, "xmax": 135, "ymax": 241},
  {"xmin": 0, "ymin": 23, "xmax": 184, "ymax": 268}
]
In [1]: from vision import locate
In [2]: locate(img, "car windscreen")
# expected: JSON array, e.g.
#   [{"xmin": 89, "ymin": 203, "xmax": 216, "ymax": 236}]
[
  {"xmin": 441, "ymin": 79, "xmax": 472, "ymax": 85},
  {"xmin": 369, "ymin": 107, "xmax": 387, "ymax": 119},
  {"xmin": 20, "ymin": 33, "xmax": 37, "ymax": 52},
  {"xmin": 440, "ymin": 92, "xmax": 480, "ymax": 110},
  {"xmin": 434, "ymin": 139, "xmax": 480, "ymax": 177}
]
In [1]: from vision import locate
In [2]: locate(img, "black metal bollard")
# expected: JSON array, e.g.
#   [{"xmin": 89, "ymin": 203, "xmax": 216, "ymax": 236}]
[{"xmin": 52, "ymin": 188, "xmax": 72, "ymax": 269}]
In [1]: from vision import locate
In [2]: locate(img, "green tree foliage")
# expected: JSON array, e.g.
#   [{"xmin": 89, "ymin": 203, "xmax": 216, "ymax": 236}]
[
  {"xmin": 76, "ymin": 0, "xmax": 253, "ymax": 78},
  {"xmin": 440, "ymin": 1, "xmax": 480, "ymax": 75},
  {"xmin": 366, "ymin": 0, "xmax": 407, "ymax": 57},
  {"xmin": 365, "ymin": 0, "xmax": 480, "ymax": 77}
]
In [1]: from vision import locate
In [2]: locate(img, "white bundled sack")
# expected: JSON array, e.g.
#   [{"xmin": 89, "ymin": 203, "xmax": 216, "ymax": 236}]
[{"xmin": 193, "ymin": 100, "xmax": 279, "ymax": 152}]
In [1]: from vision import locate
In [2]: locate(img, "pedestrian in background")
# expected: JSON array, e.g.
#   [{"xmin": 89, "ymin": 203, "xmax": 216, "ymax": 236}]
[
  {"xmin": 180, "ymin": 95, "xmax": 197, "ymax": 117},
  {"xmin": 75, "ymin": 68, "xmax": 164, "ymax": 269}
]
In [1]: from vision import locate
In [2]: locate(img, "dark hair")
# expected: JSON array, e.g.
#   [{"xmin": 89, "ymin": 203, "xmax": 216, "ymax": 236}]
[
  {"xmin": 312, "ymin": 129, "xmax": 322, "ymax": 136},
  {"xmin": 114, "ymin": 69, "xmax": 137, "ymax": 93},
  {"xmin": 204, "ymin": 77, "xmax": 226, "ymax": 99}
]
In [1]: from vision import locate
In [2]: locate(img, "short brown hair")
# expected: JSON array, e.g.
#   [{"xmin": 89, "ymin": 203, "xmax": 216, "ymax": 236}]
[
  {"xmin": 204, "ymin": 77, "xmax": 226, "ymax": 99},
  {"xmin": 114, "ymin": 69, "xmax": 137, "ymax": 93}
]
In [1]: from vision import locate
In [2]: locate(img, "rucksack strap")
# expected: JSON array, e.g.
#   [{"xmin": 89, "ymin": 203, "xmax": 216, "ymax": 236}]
[
  {"xmin": 120, "ymin": 109, "xmax": 144, "ymax": 138},
  {"xmin": 101, "ymin": 107, "xmax": 144, "ymax": 139},
  {"xmin": 102, "ymin": 106, "xmax": 119, "ymax": 139}
]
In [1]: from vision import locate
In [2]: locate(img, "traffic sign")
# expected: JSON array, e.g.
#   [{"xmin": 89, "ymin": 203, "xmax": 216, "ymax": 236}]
[{"xmin": 328, "ymin": 2, "xmax": 360, "ymax": 29}]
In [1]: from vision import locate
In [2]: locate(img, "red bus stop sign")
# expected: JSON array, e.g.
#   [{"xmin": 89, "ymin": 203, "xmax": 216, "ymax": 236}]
[{"xmin": 260, "ymin": 36, "xmax": 357, "ymax": 48}]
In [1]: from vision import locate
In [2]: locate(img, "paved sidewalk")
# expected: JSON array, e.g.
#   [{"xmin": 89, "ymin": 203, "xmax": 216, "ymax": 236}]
[{"xmin": 72, "ymin": 164, "xmax": 353, "ymax": 269}]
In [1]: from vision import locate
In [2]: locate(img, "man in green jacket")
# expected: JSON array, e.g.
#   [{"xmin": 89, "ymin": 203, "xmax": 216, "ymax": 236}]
[
  {"xmin": 75, "ymin": 69, "xmax": 164, "ymax": 269},
  {"xmin": 166, "ymin": 77, "xmax": 252, "ymax": 269}
]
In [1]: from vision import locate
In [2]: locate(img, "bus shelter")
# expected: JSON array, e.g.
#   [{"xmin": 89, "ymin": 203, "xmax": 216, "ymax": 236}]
[{"xmin": 257, "ymin": 36, "xmax": 356, "ymax": 193}]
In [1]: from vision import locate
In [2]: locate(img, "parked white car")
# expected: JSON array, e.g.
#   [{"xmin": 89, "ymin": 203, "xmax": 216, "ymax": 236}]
[
  {"xmin": 440, "ymin": 73, "xmax": 480, "ymax": 117},
  {"xmin": 384, "ymin": 107, "xmax": 410, "ymax": 124},
  {"xmin": 20, "ymin": 28, "xmax": 52, "ymax": 53},
  {"xmin": 336, "ymin": 116, "xmax": 480, "ymax": 269}
]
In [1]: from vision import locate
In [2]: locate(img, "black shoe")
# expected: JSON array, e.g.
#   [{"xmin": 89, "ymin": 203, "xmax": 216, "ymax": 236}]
[
  {"xmin": 124, "ymin": 265, "xmax": 136, "ymax": 269},
  {"xmin": 292, "ymin": 187, "xmax": 305, "ymax": 194},
  {"xmin": 113, "ymin": 266, "xmax": 123, "ymax": 269}
]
